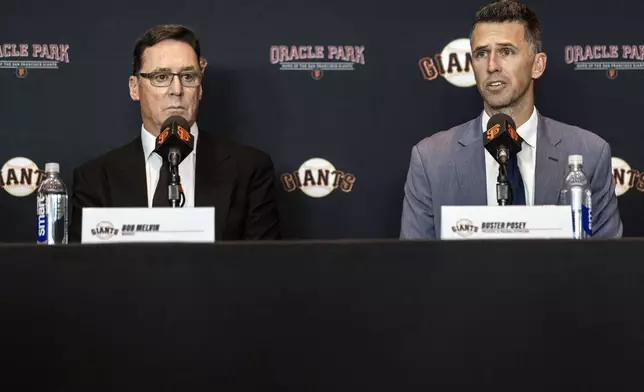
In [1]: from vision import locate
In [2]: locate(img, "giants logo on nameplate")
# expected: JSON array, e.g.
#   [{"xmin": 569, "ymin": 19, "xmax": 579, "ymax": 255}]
[
  {"xmin": 270, "ymin": 45, "xmax": 366, "ymax": 80},
  {"xmin": 0, "ymin": 43, "xmax": 70, "ymax": 78},
  {"xmin": 281, "ymin": 158, "xmax": 356, "ymax": 198},
  {"xmin": 451, "ymin": 219, "xmax": 479, "ymax": 237},
  {"xmin": 1, "ymin": 157, "xmax": 45, "ymax": 197},
  {"xmin": 419, "ymin": 38, "xmax": 475, "ymax": 87},
  {"xmin": 565, "ymin": 44, "xmax": 644, "ymax": 79},
  {"xmin": 91, "ymin": 221, "xmax": 120, "ymax": 240},
  {"xmin": 612, "ymin": 157, "xmax": 643, "ymax": 196}
]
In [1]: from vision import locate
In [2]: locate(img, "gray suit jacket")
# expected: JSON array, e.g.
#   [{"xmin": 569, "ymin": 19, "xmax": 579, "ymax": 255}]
[{"xmin": 400, "ymin": 112, "xmax": 623, "ymax": 239}]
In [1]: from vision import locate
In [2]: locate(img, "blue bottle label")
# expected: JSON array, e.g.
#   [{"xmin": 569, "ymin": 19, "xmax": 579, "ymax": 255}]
[
  {"xmin": 37, "ymin": 194, "xmax": 48, "ymax": 243},
  {"xmin": 582, "ymin": 204, "xmax": 592, "ymax": 237},
  {"xmin": 37, "ymin": 214, "xmax": 48, "ymax": 243}
]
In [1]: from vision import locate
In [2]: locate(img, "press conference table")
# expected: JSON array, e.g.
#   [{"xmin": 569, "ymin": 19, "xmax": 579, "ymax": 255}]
[{"xmin": 1, "ymin": 239, "xmax": 643, "ymax": 391}]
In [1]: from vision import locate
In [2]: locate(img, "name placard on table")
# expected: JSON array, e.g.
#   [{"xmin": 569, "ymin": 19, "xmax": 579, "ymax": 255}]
[
  {"xmin": 441, "ymin": 205, "xmax": 573, "ymax": 239},
  {"xmin": 81, "ymin": 207, "xmax": 215, "ymax": 243}
]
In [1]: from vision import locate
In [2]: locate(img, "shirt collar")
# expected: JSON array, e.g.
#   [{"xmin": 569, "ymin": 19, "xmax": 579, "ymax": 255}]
[
  {"xmin": 481, "ymin": 106, "xmax": 538, "ymax": 148},
  {"xmin": 141, "ymin": 122, "xmax": 200, "ymax": 159}
]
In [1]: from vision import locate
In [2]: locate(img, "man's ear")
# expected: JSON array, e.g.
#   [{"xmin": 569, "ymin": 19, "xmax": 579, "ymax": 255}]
[
  {"xmin": 129, "ymin": 75, "xmax": 140, "ymax": 101},
  {"xmin": 198, "ymin": 57, "xmax": 207, "ymax": 101},
  {"xmin": 200, "ymin": 57, "xmax": 208, "ymax": 74},
  {"xmin": 532, "ymin": 52, "xmax": 547, "ymax": 80}
]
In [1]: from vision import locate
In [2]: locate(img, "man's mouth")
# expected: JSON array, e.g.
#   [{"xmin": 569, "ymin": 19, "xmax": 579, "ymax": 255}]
[{"xmin": 485, "ymin": 80, "xmax": 507, "ymax": 91}]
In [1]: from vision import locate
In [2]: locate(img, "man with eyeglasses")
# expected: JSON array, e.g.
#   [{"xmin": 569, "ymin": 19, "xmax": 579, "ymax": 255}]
[{"xmin": 69, "ymin": 24, "xmax": 281, "ymax": 241}]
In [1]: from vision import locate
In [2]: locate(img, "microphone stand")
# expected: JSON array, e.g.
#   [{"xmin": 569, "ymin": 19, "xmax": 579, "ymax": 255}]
[
  {"xmin": 168, "ymin": 149, "xmax": 182, "ymax": 208},
  {"xmin": 496, "ymin": 147, "xmax": 512, "ymax": 206}
]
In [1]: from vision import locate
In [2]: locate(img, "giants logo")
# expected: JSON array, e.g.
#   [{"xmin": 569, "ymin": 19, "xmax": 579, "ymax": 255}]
[
  {"xmin": 612, "ymin": 157, "xmax": 644, "ymax": 196},
  {"xmin": 507, "ymin": 123, "xmax": 519, "ymax": 142},
  {"xmin": 419, "ymin": 38, "xmax": 475, "ymax": 87},
  {"xmin": 176, "ymin": 125, "xmax": 191, "ymax": 142},
  {"xmin": 486, "ymin": 124, "xmax": 500, "ymax": 140},
  {"xmin": 158, "ymin": 128, "xmax": 170, "ymax": 144},
  {"xmin": 1, "ymin": 157, "xmax": 45, "ymax": 197},
  {"xmin": 451, "ymin": 219, "xmax": 479, "ymax": 237},
  {"xmin": 91, "ymin": 221, "xmax": 120, "ymax": 240},
  {"xmin": 281, "ymin": 158, "xmax": 356, "ymax": 198}
]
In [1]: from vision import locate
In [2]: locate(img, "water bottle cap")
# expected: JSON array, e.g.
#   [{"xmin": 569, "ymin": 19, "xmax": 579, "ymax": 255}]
[
  {"xmin": 568, "ymin": 155, "xmax": 583, "ymax": 165},
  {"xmin": 44, "ymin": 163, "xmax": 60, "ymax": 173}
]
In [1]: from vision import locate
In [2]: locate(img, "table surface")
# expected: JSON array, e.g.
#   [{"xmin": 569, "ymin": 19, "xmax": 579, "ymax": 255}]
[{"xmin": 0, "ymin": 239, "xmax": 642, "ymax": 391}]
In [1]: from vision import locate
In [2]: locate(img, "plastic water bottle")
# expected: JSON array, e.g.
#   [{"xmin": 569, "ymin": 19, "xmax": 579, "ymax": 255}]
[
  {"xmin": 560, "ymin": 155, "xmax": 592, "ymax": 239},
  {"xmin": 36, "ymin": 163, "xmax": 68, "ymax": 244}
]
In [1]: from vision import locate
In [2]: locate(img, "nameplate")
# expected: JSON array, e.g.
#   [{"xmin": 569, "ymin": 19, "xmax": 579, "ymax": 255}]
[
  {"xmin": 81, "ymin": 207, "xmax": 215, "ymax": 244},
  {"xmin": 441, "ymin": 205, "xmax": 573, "ymax": 239}
]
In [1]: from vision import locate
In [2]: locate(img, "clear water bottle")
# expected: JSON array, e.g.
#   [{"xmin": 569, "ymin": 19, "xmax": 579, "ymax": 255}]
[
  {"xmin": 36, "ymin": 163, "xmax": 68, "ymax": 244},
  {"xmin": 560, "ymin": 155, "xmax": 592, "ymax": 239}
]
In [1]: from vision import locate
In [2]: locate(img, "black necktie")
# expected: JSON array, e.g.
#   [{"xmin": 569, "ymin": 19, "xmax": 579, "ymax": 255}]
[
  {"xmin": 506, "ymin": 156, "xmax": 525, "ymax": 205},
  {"xmin": 152, "ymin": 160, "xmax": 169, "ymax": 207}
]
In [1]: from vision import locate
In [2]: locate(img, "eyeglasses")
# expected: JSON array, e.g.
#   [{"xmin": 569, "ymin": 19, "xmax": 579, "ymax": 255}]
[{"xmin": 138, "ymin": 71, "xmax": 203, "ymax": 87}]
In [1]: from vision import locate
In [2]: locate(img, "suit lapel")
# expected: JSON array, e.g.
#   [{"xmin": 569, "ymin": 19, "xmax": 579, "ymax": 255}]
[
  {"xmin": 534, "ymin": 115, "xmax": 566, "ymax": 205},
  {"xmin": 195, "ymin": 131, "xmax": 236, "ymax": 240},
  {"xmin": 455, "ymin": 115, "xmax": 487, "ymax": 205},
  {"xmin": 110, "ymin": 137, "xmax": 148, "ymax": 207}
]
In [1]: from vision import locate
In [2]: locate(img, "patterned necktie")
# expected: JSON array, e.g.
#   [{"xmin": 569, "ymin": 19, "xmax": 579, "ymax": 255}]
[
  {"xmin": 506, "ymin": 156, "xmax": 525, "ymax": 205},
  {"xmin": 152, "ymin": 160, "xmax": 170, "ymax": 207}
]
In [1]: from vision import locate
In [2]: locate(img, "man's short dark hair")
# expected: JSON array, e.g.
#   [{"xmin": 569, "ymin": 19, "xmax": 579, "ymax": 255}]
[
  {"xmin": 132, "ymin": 24, "xmax": 201, "ymax": 75},
  {"xmin": 472, "ymin": 0, "xmax": 542, "ymax": 54}
]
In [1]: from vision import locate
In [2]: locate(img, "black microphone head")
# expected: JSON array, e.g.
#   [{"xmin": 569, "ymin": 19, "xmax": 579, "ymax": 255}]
[
  {"xmin": 154, "ymin": 116, "xmax": 195, "ymax": 165},
  {"xmin": 483, "ymin": 113, "xmax": 523, "ymax": 164}
]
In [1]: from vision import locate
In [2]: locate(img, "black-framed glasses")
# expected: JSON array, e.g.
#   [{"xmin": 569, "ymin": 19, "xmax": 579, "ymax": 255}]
[{"xmin": 138, "ymin": 71, "xmax": 203, "ymax": 87}]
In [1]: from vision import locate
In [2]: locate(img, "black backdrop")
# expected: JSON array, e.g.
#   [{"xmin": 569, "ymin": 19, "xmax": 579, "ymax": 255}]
[{"xmin": 1, "ymin": 0, "xmax": 643, "ymax": 242}]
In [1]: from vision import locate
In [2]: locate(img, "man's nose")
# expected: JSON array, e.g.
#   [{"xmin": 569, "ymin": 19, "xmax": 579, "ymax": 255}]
[{"xmin": 168, "ymin": 74, "xmax": 183, "ymax": 95}]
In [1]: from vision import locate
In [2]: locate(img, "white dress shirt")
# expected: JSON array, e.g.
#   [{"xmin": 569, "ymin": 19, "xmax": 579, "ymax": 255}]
[
  {"xmin": 482, "ymin": 107, "xmax": 538, "ymax": 206},
  {"xmin": 141, "ymin": 123, "xmax": 199, "ymax": 207}
]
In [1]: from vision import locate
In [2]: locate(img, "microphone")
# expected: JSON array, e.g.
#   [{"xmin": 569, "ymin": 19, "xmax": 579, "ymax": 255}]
[
  {"xmin": 154, "ymin": 116, "xmax": 195, "ymax": 165},
  {"xmin": 154, "ymin": 116, "xmax": 195, "ymax": 207},
  {"xmin": 483, "ymin": 113, "xmax": 523, "ymax": 206},
  {"xmin": 483, "ymin": 113, "xmax": 522, "ymax": 165}
]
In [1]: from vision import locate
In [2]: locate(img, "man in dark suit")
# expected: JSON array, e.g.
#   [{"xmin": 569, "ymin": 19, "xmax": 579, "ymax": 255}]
[{"xmin": 70, "ymin": 24, "xmax": 280, "ymax": 241}]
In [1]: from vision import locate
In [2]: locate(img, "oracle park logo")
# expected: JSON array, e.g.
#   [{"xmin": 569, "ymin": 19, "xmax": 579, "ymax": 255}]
[
  {"xmin": 0, "ymin": 43, "xmax": 70, "ymax": 78},
  {"xmin": 419, "ymin": 38, "xmax": 475, "ymax": 87},
  {"xmin": 270, "ymin": 45, "xmax": 365, "ymax": 80},
  {"xmin": 281, "ymin": 158, "xmax": 356, "ymax": 198},
  {"xmin": 564, "ymin": 44, "xmax": 644, "ymax": 79},
  {"xmin": 1, "ymin": 157, "xmax": 45, "ymax": 197}
]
